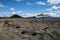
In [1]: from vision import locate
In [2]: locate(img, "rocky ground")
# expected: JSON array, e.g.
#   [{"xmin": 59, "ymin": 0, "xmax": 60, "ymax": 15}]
[{"xmin": 0, "ymin": 18, "xmax": 60, "ymax": 40}]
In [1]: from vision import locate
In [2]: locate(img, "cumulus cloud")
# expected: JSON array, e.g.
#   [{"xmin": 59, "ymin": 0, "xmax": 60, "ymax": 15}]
[
  {"xmin": 9, "ymin": 8, "xmax": 15, "ymax": 11},
  {"xmin": 17, "ymin": 11, "xmax": 22, "ymax": 14},
  {"xmin": 0, "ymin": 3, "xmax": 5, "ymax": 8},
  {"xmin": 5, "ymin": 15, "xmax": 11, "ymax": 17},
  {"xmin": 46, "ymin": 5, "xmax": 60, "ymax": 10},
  {"xmin": 11, "ymin": 11, "xmax": 22, "ymax": 15},
  {"xmin": 51, "ymin": 5, "xmax": 60, "ymax": 9},
  {"xmin": 9, "ymin": 7, "xmax": 22, "ymax": 15},
  {"xmin": 21, "ymin": 13, "xmax": 38, "ymax": 17},
  {"xmin": 43, "ymin": 11, "xmax": 60, "ymax": 17},
  {"xmin": 45, "ymin": 8, "xmax": 60, "ymax": 17},
  {"xmin": 43, "ymin": 12, "xmax": 55, "ymax": 17},
  {"xmin": 45, "ymin": 5, "xmax": 60, "ymax": 17},
  {"xmin": 26, "ymin": 2, "xmax": 32, "ymax": 5},
  {"xmin": 47, "ymin": 0, "xmax": 60, "ymax": 4},
  {"xmin": 36, "ymin": 1, "xmax": 46, "ymax": 5},
  {"xmin": 11, "ymin": 11, "xmax": 16, "ymax": 14}
]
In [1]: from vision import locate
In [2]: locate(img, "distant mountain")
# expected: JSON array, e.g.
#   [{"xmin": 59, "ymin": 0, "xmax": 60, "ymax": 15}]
[
  {"xmin": 0, "ymin": 17, "xmax": 9, "ymax": 19},
  {"xmin": 26, "ymin": 16, "xmax": 36, "ymax": 18},
  {"xmin": 26, "ymin": 16, "xmax": 60, "ymax": 19},
  {"xmin": 0, "ymin": 15, "xmax": 60, "ymax": 19},
  {"xmin": 38, "ymin": 16, "xmax": 60, "ymax": 19},
  {"xmin": 10, "ymin": 14, "xmax": 23, "ymax": 18}
]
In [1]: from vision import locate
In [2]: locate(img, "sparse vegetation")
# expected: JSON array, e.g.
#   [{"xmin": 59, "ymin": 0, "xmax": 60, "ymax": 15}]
[{"xmin": 0, "ymin": 18, "xmax": 60, "ymax": 40}]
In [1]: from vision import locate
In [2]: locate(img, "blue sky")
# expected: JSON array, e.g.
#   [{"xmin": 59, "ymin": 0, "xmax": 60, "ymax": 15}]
[{"xmin": 0, "ymin": 0, "xmax": 60, "ymax": 17}]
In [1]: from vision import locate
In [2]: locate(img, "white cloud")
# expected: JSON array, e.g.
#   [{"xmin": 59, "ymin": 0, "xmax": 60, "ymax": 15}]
[
  {"xmin": 36, "ymin": 1, "xmax": 46, "ymax": 5},
  {"xmin": 46, "ymin": 5, "xmax": 60, "ymax": 10},
  {"xmin": 16, "ymin": 0, "xmax": 23, "ymax": 2},
  {"xmin": 46, "ymin": 12, "xmax": 60, "ymax": 17},
  {"xmin": 26, "ymin": 2, "xmax": 32, "ymax": 5},
  {"xmin": 17, "ymin": 11, "xmax": 22, "ymax": 14},
  {"xmin": 45, "ymin": 5, "xmax": 60, "ymax": 17},
  {"xmin": 44, "ymin": 10, "xmax": 60, "ymax": 17},
  {"xmin": 5, "ymin": 15, "xmax": 11, "ymax": 17},
  {"xmin": 11, "ymin": 11, "xmax": 16, "ymax": 14},
  {"xmin": 43, "ymin": 12, "xmax": 55, "ymax": 17},
  {"xmin": 26, "ymin": 13, "xmax": 36, "ymax": 16},
  {"xmin": 52, "ymin": 5, "xmax": 60, "ymax": 9},
  {"xmin": 21, "ymin": 13, "xmax": 38, "ymax": 17},
  {"xmin": 26, "ymin": 1, "xmax": 46, "ymax": 6},
  {"xmin": 47, "ymin": 0, "xmax": 60, "ymax": 4},
  {"xmin": 11, "ymin": 11, "xmax": 22, "ymax": 15},
  {"xmin": 9, "ymin": 7, "xmax": 22, "ymax": 15},
  {"xmin": 0, "ymin": 3, "xmax": 5, "ymax": 8},
  {"xmin": 9, "ymin": 8, "xmax": 15, "ymax": 11}
]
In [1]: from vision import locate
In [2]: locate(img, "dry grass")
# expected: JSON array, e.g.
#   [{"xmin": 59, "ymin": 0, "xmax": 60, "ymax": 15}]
[{"xmin": 0, "ymin": 18, "xmax": 60, "ymax": 40}]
